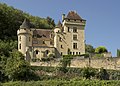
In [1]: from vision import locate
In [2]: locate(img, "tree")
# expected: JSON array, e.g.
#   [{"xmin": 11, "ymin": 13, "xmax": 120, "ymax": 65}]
[
  {"xmin": 85, "ymin": 44, "xmax": 95, "ymax": 54},
  {"xmin": 97, "ymin": 68, "xmax": 109, "ymax": 80},
  {"xmin": 5, "ymin": 50, "xmax": 36, "ymax": 81},
  {"xmin": 82, "ymin": 67, "xmax": 95, "ymax": 79},
  {"xmin": 0, "ymin": 3, "xmax": 55, "ymax": 40},
  {"xmin": 95, "ymin": 46, "xmax": 108, "ymax": 54},
  {"xmin": 117, "ymin": 49, "xmax": 120, "ymax": 57}
]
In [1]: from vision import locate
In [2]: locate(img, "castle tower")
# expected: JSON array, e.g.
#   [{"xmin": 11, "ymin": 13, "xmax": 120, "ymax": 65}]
[
  {"xmin": 61, "ymin": 11, "xmax": 86, "ymax": 55},
  {"xmin": 17, "ymin": 19, "xmax": 33, "ymax": 56}
]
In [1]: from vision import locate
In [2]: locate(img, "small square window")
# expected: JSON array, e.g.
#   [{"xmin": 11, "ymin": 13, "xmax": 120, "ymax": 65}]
[
  {"xmin": 73, "ymin": 27, "xmax": 77, "ymax": 33},
  {"xmin": 73, "ymin": 35, "xmax": 77, "ymax": 40},
  {"xmin": 59, "ymin": 37, "xmax": 62, "ymax": 42}
]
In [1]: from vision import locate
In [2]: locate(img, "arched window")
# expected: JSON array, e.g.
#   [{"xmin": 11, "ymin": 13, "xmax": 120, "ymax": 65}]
[
  {"xmin": 46, "ymin": 50, "xmax": 49, "ymax": 54},
  {"xmin": 35, "ymin": 50, "xmax": 39, "ymax": 54}
]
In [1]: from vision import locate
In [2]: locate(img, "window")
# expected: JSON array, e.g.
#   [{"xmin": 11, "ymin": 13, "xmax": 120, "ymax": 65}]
[
  {"xmin": 61, "ymin": 45, "xmax": 63, "ymax": 48},
  {"xmin": 43, "ymin": 40, "xmax": 45, "ymax": 44},
  {"xmin": 79, "ymin": 52, "xmax": 80, "ymax": 55},
  {"xmin": 36, "ymin": 50, "xmax": 39, "ymax": 54},
  {"xmin": 76, "ymin": 52, "xmax": 78, "ymax": 55},
  {"xmin": 59, "ymin": 37, "xmax": 62, "ymax": 42},
  {"xmin": 61, "ymin": 52, "xmax": 63, "ymax": 56},
  {"xmin": 73, "ymin": 35, "xmax": 77, "ymax": 40},
  {"xmin": 46, "ymin": 50, "xmax": 49, "ymax": 54},
  {"xmin": 70, "ymin": 52, "xmax": 72, "ymax": 55},
  {"xmin": 73, "ymin": 27, "xmax": 77, "ymax": 33},
  {"xmin": 19, "ymin": 36, "xmax": 21, "ymax": 41},
  {"xmin": 19, "ymin": 44, "xmax": 21, "ymax": 49},
  {"xmin": 68, "ymin": 27, "xmax": 70, "ymax": 32},
  {"xmin": 50, "ymin": 41, "xmax": 53, "ymax": 45},
  {"xmin": 73, "ymin": 43, "xmax": 77, "ymax": 49},
  {"xmin": 73, "ymin": 52, "xmax": 74, "ymax": 55}
]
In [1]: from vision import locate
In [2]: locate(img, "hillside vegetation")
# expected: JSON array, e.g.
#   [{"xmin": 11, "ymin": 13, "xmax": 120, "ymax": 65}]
[{"xmin": 0, "ymin": 3, "xmax": 55, "ymax": 40}]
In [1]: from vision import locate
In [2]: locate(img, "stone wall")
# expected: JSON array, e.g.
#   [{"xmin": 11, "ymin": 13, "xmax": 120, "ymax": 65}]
[{"xmin": 31, "ymin": 57, "xmax": 120, "ymax": 70}]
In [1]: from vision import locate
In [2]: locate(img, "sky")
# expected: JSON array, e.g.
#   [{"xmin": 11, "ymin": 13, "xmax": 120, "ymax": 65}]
[{"xmin": 0, "ymin": 0, "xmax": 120, "ymax": 56}]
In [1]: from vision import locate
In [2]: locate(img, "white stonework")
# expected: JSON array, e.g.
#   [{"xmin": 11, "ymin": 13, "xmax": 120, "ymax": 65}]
[{"xmin": 17, "ymin": 11, "xmax": 86, "ymax": 60}]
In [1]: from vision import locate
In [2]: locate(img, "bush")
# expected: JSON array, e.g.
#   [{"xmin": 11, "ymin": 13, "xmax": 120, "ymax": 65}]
[{"xmin": 2, "ymin": 80, "xmax": 120, "ymax": 86}]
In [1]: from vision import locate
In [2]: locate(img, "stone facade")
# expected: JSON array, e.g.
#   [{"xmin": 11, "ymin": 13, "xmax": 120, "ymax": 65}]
[{"xmin": 17, "ymin": 11, "xmax": 86, "ymax": 59}]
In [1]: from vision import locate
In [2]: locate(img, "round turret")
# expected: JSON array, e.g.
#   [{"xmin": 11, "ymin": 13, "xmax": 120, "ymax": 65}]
[{"xmin": 17, "ymin": 19, "xmax": 33, "ymax": 56}]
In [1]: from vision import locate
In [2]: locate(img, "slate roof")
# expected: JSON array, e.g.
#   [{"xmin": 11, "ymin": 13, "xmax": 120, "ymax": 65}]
[
  {"xmin": 66, "ymin": 11, "xmax": 82, "ymax": 20},
  {"xmin": 20, "ymin": 19, "xmax": 30, "ymax": 29},
  {"xmin": 33, "ymin": 29, "xmax": 52, "ymax": 39}
]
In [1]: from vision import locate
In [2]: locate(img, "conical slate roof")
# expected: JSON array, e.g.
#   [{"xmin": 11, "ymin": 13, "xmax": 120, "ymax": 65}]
[{"xmin": 20, "ymin": 19, "xmax": 30, "ymax": 29}]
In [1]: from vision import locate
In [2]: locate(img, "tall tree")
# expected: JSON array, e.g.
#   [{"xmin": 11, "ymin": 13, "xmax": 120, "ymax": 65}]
[{"xmin": 95, "ymin": 46, "xmax": 108, "ymax": 54}]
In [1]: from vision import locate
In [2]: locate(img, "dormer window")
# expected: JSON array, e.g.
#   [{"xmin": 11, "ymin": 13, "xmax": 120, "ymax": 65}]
[{"xmin": 43, "ymin": 40, "xmax": 45, "ymax": 44}]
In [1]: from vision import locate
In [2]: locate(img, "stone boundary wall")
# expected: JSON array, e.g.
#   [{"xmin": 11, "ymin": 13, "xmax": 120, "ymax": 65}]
[{"xmin": 31, "ymin": 57, "xmax": 120, "ymax": 70}]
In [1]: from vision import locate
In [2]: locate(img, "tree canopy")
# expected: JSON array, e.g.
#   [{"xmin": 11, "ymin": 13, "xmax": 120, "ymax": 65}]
[
  {"xmin": 0, "ymin": 3, "xmax": 55, "ymax": 40},
  {"xmin": 95, "ymin": 46, "xmax": 108, "ymax": 54},
  {"xmin": 85, "ymin": 44, "xmax": 95, "ymax": 54}
]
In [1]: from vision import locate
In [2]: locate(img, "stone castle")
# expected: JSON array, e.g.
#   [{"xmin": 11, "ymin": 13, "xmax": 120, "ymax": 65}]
[
  {"xmin": 17, "ymin": 11, "xmax": 120, "ymax": 70},
  {"xmin": 17, "ymin": 11, "xmax": 86, "ymax": 60}
]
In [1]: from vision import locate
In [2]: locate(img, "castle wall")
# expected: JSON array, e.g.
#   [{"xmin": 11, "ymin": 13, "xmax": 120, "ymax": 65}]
[{"xmin": 31, "ymin": 57, "xmax": 120, "ymax": 70}]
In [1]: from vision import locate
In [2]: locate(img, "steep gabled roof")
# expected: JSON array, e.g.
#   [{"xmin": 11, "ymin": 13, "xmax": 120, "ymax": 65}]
[
  {"xmin": 20, "ymin": 19, "xmax": 30, "ymax": 29},
  {"xmin": 66, "ymin": 11, "xmax": 82, "ymax": 20}
]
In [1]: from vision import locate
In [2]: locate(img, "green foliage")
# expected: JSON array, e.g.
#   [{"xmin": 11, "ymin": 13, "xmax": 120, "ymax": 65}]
[
  {"xmin": 117, "ymin": 49, "xmax": 120, "ymax": 57},
  {"xmin": 97, "ymin": 68, "xmax": 109, "ymax": 80},
  {"xmin": 60, "ymin": 55, "xmax": 73, "ymax": 68},
  {"xmin": 85, "ymin": 44, "xmax": 95, "ymax": 54},
  {"xmin": 93, "ymin": 53, "xmax": 104, "ymax": 58},
  {"xmin": 82, "ymin": 67, "xmax": 96, "ymax": 79},
  {"xmin": 5, "ymin": 50, "xmax": 39, "ymax": 81},
  {"xmin": 2, "ymin": 80, "xmax": 120, "ymax": 86},
  {"xmin": 0, "ymin": 3, "xmax": 55, "ymax": 40},
  {"xmin": 95, "ymin": 46, "xmax": 108, "ymax": 54}
]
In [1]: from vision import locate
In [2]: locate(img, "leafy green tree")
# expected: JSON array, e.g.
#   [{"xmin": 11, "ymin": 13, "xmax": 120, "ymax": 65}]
[
  {"xmin": 85, "ymin": 44, "xmax": 95, "ymax": 54},
  {"xmin": 0, "ymin": 3, "xmax": 55, "ymax": 40},
  {"xmin": 5, "ymin": 50, "xmax": 37, "ymax": 81},
  {"xmin": 95, "ymin": 46, "xmax": 108, "ymax": 54},
  {"xmin": 58, "ymin": 56, "xmax": 73, "ymax": 73},
  {"xmin": 97, "ymin": 68, "xmax": 109, "ymax": 80},
  {"xmin": 82, "ymin": 67, "xmax": 95, "ymax": 79}
]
